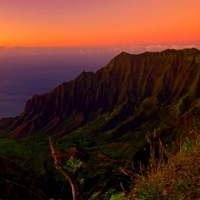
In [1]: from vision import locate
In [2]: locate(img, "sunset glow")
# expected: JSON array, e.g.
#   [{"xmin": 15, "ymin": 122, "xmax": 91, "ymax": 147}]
[{"xmin": 0, "ymin": 0, "xmax": 200, "ymax": 47}]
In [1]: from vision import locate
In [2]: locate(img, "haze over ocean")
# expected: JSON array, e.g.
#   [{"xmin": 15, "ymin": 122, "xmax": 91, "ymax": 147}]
[{"xmin": 0, "ymin": 52, "xmax": 113, "ymax": 118}]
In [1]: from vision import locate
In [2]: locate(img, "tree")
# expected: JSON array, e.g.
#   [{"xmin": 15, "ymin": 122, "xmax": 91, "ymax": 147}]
[{"xmin": 48, "ymin": 137, "xmax": 83, "ymax": 200}]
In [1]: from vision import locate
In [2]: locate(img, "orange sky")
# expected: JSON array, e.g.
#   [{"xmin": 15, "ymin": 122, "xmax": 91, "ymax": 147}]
[{"xmin": 0, "ymin": 0, "xmax": 200, "ymax": 47}]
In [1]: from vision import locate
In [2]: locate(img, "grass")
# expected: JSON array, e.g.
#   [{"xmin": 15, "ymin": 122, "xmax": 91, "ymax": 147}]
[
  {"xmin": 3, "ymin": 116, "xmax": 200, "ymax": 199},
  {"xmin": 126, "ymin": 132, "xmax": 200, "ymax": 200}
]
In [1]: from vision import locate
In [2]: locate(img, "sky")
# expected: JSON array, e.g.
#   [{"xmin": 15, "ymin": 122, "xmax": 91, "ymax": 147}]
[
  {"xmin": 0, "ymin": 0, "xmax": 200, "ymax": 48},
  {"xmin": 0, "ymin": 0, "xmax": 200, "ymax": 118}
]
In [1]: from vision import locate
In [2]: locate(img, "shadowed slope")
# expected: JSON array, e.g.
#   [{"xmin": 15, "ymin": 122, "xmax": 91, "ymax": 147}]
[{"xmin": 0, "ymin": 156, "xmax": 55, "ymax": 199}]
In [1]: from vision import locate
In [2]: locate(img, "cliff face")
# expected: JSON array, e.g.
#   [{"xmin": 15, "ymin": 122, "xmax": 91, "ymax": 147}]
[{"xmin": 1, "ymin": 48, "xmax": 200, "ymax": 139}]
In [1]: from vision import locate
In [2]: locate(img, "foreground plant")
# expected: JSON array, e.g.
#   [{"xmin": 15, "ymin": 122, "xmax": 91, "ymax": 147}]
[{"xmin": 127, "ymin": 134, "xmax": 200, "ymax": 199}]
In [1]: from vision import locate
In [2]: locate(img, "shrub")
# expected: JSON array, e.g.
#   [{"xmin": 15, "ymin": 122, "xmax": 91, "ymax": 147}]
[
  {"xmin": 127, "ymin": 133, "xmax": 200, "ymax": 199},
  {"xmin": 110, "ymin": 193, "xmax": 126, "ymax": 200}
]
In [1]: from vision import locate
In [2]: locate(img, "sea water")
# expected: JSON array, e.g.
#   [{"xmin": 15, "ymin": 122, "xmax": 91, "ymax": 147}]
[{"xmin": 0, "ymin": 53, "xmax": 112, "ymax": 118}]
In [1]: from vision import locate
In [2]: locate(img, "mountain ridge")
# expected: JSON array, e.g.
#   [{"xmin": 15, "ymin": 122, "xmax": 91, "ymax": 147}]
[{"xmin": 1, "ymin": 48, "xmax": 200, "ymax": 140}]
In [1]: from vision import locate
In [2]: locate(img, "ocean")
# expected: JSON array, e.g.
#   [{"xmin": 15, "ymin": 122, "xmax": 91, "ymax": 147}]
[{"xmin": 0, "ymin": 53, "xmax": 113, "ymax": 118}]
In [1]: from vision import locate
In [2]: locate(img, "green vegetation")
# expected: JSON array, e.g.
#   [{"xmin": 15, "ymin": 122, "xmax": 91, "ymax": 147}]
[
  {"xmin": 64, "ymin": 156, "xmax": 85, "ymax": 175},
  {"xmin": 127, "ymin": 133, "xmax": 200, "ymax": 200},
  {"xmin": 89, "ymin": 189, "xmax": 125, "ymax": 200},
  {"xmin": 2, "ymin": 124, "xmax": 200, "ymax": 199},
  {"xmin": 110, "ymin": 193, "xmax": 126, "ymax": 200},
  {"xmin": 0, "ymin": 136, "xmax": 53, "ymax": 178},
  {"xmin": 0, "ymin": 131, "xmax": 130, "ymax": 199}
]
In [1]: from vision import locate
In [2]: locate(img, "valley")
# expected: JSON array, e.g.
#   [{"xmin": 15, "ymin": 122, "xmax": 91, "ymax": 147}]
[{"xmin": 0, "ymin": 48, "xmax": 200, "ymax": 199}]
